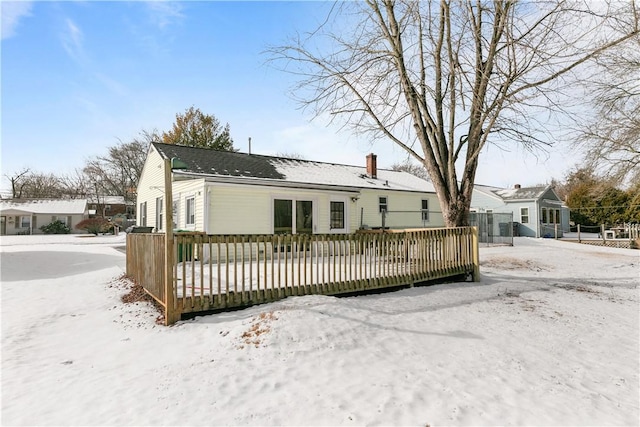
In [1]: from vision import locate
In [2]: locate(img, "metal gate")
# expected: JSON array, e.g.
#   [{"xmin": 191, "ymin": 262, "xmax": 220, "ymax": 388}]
[{"xmin": 469, "ymin": 212, "xmax": 514, "ymax": 246}]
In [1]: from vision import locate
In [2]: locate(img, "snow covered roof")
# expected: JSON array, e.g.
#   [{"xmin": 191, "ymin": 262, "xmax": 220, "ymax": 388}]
[
  {"xmin": 88, "ymin": 195, "xmax": 127, "ymax": 205},
  {"xmin": 474, "ymin": 184, "xmax": 551, "ymax": 202},
  {"xmin": 0, "ymin": 199, "xmax": 88, "ymax": 215},
  {"xmin": 152, "ymin": 143, "xmax": 435, "ymax": 193}
]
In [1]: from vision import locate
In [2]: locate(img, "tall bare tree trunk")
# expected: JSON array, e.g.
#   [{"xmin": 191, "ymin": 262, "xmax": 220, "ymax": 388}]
[{"xmin": 269, "ymin": 0, "xmax": 639, "ymax": 227}]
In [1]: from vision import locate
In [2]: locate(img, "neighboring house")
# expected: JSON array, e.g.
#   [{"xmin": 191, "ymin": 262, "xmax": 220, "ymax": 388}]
[
  {"xmin": 471, "ymin": 184, "xmax": 570, "ymax": 237},
  {"xmin": 0, "ymin": 199, "xmax": 89, "ymax": 235},
  {"xmin": 88, "ymin": 195, "xmax": 135, "ymax": 219},
  {"xmin": 136, "ymin": 143, "xmax": 444, "ymax": 235}
]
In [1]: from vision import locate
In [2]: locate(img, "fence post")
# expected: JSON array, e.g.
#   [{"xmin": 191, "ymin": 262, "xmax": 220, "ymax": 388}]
[
  {"xmin": 577, "ymin": 224, "xmax": 581, "ymax": 243},
  {"xmin": 164, "ymin": 158, "xmax": 179, "ymax": 326},
  {"xmin": 601, "ymin": 224, "xmax": 606, "ymax": 242},
  {"xmin": 554, "ymin": 223, "xmax": 558, "ymax": 239},
  {"xmin": 471, "ymin": 226, "xmax": 480, "ymax": 282}
]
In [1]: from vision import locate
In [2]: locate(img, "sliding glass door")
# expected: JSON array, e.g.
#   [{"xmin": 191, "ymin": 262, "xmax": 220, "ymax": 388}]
[{"xmin": 274, "ymin": 199, "xmax": 313, "ymax": 234}]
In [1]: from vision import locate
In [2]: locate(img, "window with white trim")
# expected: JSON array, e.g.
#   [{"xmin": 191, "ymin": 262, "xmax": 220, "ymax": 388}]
[
  {"xmin": 330, "ymin": 201, "xmax": 345, "ymax": 230},
  {"xmin": 520, "ymin": 207, "xmax": 529, "ymax": 224},
  {"xmin": 156, "ymin": 197, "xmax": 163, "ymax": 230},
  {"xmin": 379, "ymin": 196, "xmax": 388, "ymax": 213},
  {"xmin": 20, "ymin": 216, "xmax": 31, "ymax": 228},
  {"xmin": 172, "ymin": 201, "xmax": 179, "ymax": 229},
  {"xmin": 541, "ymin": 208, "xmax": 548, "ymax": 223},
  {"xmin": 52, "ymin": 216, "xmax": 68, "ymax": 226},
  {"xmin": 139, "ymin": 202, "xmax": 147, "ymax": 226},
  {"xmin": 273, "ymin": 198, "xmax": 314, "ymax": 234},
  {"xmin": 421, "ymin": 199, "xmax": 429, "ymax": 222},
  {"xmin": 186, "ymin": 197, "xmax": 195, "ymax": 226}
]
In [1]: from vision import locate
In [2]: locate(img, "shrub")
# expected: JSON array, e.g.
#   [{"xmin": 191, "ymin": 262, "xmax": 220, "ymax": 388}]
[
  {"xmin": 75, "ymin": 217, "xmax": 111, "ymax": 235},
  {"xmin": 40, "ymin": 220, "xmax": 71, "ymax": 234}
]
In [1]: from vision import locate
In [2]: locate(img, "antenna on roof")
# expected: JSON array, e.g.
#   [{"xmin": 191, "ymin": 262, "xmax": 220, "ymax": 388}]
[{"xmin": 248, "ymin": 137, "xmax": 252, "ymax": 155}]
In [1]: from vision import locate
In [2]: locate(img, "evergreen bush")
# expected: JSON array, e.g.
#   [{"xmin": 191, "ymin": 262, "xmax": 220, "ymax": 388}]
[{"xmin": 39, "ymin": 220, "xmax": 71, "ymax": 234}]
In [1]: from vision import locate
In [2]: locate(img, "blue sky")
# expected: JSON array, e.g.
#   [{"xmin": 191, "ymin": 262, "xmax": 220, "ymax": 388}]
[{"xmin": 1, "ymin": 1, "xmax": 574, "ymax": 193}]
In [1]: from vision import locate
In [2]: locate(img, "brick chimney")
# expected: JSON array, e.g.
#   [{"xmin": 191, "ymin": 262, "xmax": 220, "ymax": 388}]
[
  {"xmin": 366, "ymin": 153, "xmax": 377, "ymax": 179},
  {"xmin": 514, "ymin": 184, "xmax": 521, "ymax": 189}
]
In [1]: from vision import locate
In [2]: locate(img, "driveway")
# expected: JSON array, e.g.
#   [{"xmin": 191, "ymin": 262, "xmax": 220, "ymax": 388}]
[{"xmin": 1, "ymin": 250, "xmax": 125, "ymax": 282}]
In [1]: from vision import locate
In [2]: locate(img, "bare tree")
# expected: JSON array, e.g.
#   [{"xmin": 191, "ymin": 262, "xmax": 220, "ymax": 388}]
[
  {"xmin": 270, "ymin": 0, "xmax": 639, "ymax": 226},
  {"xmin": 5, "ymin": 168, "xmax": 30, "ymax": 198},
  {"xmin": 578, "ymin": 33, "xmax": 640, "ymax": 186},
  {"xmin": 83, "ymin": 139, "xmax": 148, "ymax": 203},
  {"xmin": 19, "ymin": 173, "xmax": 64, "ymax": 198},
  {"xmin": 276, "ymin": 151, "xmax": 307, "ymax": 160},
  {"xmin": 59, "ymin": 169, "xmax": 93, "ymax": 199},
  {"xmin": 391, "ymin": 160, "xmax": 429, "ymax": 180}
]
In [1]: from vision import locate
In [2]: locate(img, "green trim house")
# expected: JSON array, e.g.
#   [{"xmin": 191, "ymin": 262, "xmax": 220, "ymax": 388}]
[
  {"xmin": 135, "ymin": 143, "xmax": 444, "ymax": 235},
  {"xmin": 471, "ymin": 184, "xmax": 570, "ymax": 238}
]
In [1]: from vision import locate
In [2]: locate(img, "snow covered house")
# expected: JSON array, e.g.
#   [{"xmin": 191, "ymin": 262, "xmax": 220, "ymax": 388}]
[
  {"xmin": 135, "ymin": 143, "xmax": 444, "ymax": 234},
  {"xmin": 471, "ymin": 184, "xmax": 570, "ymax": 238},
  {"xmin": 0, "ymin": 199, "xmax": 89, "ymax": 235}
]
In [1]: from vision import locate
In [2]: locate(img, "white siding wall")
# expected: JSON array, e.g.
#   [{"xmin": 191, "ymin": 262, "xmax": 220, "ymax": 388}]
[
  {"xmin": 136, "ymin": 147, "xmax": 165, "ymax": 230},
  {"xmin": 207, "ymin": 183, "xmax": 358, "ymax": 235},
  {"xmin": 2, "ymin": 213, "xmax": 87, "ymax": 235},
  {"xmin": 137, "ymin": 148, "xmax": 445, "ymax": 235},
  {"xmin": 173, "ymin": 179, "xmax": 206, "ymax": 231},
  {"xmin": 355, "ymin": 189, "xmax": 444, "ymax": 229}
]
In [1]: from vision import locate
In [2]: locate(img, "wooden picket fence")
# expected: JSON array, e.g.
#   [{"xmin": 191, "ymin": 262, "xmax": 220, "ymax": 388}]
[{"xmin": 126, "ymin": 227, "xmax": 479, "ymax": 324}]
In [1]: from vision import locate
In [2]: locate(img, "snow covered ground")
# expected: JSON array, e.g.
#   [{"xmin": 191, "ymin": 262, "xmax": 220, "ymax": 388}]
[{"xmin": 1, "ymin": 234, "xmax": 638, "ymax": 426}]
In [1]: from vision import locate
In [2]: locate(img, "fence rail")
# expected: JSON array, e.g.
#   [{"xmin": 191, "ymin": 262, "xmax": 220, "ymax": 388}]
[{"xmin": 126, "ymin": 227, "xmax": 479, "ymax": 324}]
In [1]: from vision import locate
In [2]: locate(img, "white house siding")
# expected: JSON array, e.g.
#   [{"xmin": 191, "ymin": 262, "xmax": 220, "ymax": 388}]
[
  {"xmin": 1, "ymin": 213, "xmax": 87, "ymax": 235},
  {"xmin": 35, "ymin": 214, "xmax": 87, "ymax": 234},
  {"xmin": 0, "ymin": 200, "xmax": 89, "ymax": 235},
  {"xmin": 173, "ymin": 179, "xmax": 206, "ymax": 231},
  {"xmin": 206, "ymin": 183, "xmax": 357, "ymax": 235},
  {"xmin": 356, "ymin": 189, "xmax": 444, "ymax": 229},
  {"xmin": 135, "ymin": 147, "xmax": 165, "ymax": 230}
]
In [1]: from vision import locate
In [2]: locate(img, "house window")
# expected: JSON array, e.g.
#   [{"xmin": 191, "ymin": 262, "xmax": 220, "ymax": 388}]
[
  {"xmin": 52, "ymin": 216, "xmax": 68, "ymax": 226},
  {"xmin": 330, "ymin": 201, "xmax": 345, "ymax": 229},
  {"xmin": 140, "ymin": 202, "xmax": 147, "ymax": 226},
  {"xmin": 379, "ymin": 196, "xmax": 388, "ymax": 213},
  {"xmin": 520, "ymin": 207, "xmax": 529, "ymax": 224},
  {"xmin": 273, "ymin": 199, "xmax": 313, "ymax": 234},
  {"xmin": 20, "ymin": 216, "xmax": 31, "ymax": 228},
  {"xmin": 274, "ymin": 199, "xmax": 293, "ymax": 234},
  {"xmin": 296, "ymin": 200, "xmax": 313, "ymax": 234},
  {"xmin": 156, "ymin": 197, "xmax": 163, "ymax": 230},
  {"xmin": 421, "ymin": 199, "xmax": 429, "ymax": 222},
  {"xmin": 546, "ymin": 208, "xmax": 559, "ymax": 224},
  {"xmin": 186, "ymin": 197, "xmax": 195, "ymax": 226}
]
